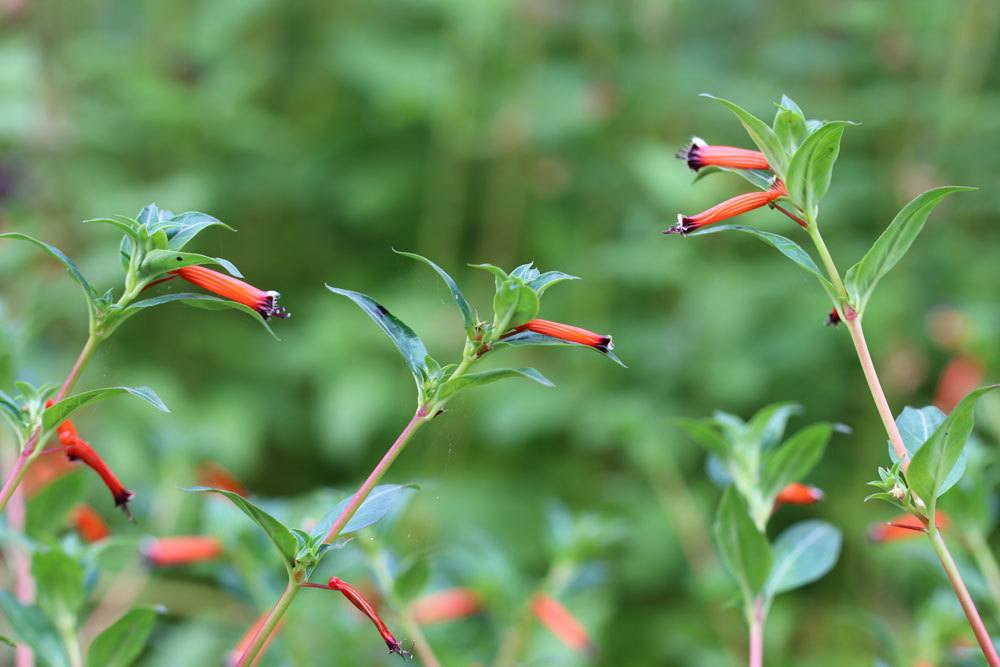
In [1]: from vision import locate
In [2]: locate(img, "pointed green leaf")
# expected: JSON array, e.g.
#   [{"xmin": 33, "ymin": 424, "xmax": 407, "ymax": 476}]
[
  {"xmin": 33, "ymin": 548, "xmax": 85, "ymax": 620},
  {"xmin": 844, "ymin": 186, "xmax": 974, "ymax": 315},
  {"xmin": 438, "ymin": 367, "xmax": 553, "ymax": 400},
  {"xmin": 0, "ymin": 592, "xmax": 69, "ymax": 667},
  {"xmin": 86, "ymin": 607, "xmax": 158, "ymax": 667},
  {"xmin": 310, "ymin": 484, "xmax": 418, "ymax": 541},
  {"xmin": 693, "ymin": 166, "xmax": 775, "ymax": 191},
  {"xmin": 187, "ymin": 487, "xmax": 297, "ymax": 566},
  {"xmin": 701, "ymin": 94, "xmax": 788, "ymax": 177},
  {"xmin": 907, "ymin": 386, "xmax": 1000, "ymax": 504},
  {"xmin": 689, "ymin": 225, "xmax": 834, "ymax": 293},
  {"xmin": 747, "ymin": 402, "xmax": 803, "ymax": 450},
  {"xmin": 765, "ymin": 520, "xmax": 841, "ymax": 597},
  {"xmin": 396, "ymin": 250, "xmax": 476, "ymax": 336},
  {"xmin": 123, "ymin": 293, "xmax": 277, "ymax": 339},
  {"xmin": 493, "ymin": 280, "xmax": 540, "ymax": 330},
  {"xmin": 714, "ymin": 487, "xmax": 773, "ymax": 598},
  {"xmin": 785, "ymin": 121, "xmax": 851, "ymax": 214},
  {"xmin": 527, "ymin": 271, "xmax": 579, "ymax": 295},
  {"xmin": 668, "ymin": 417, "xmax": 729, "ymax": 457},
  {"xmin": 138, "ymin": 249, "xmax": 242, "ymax": 282},
  {"xmin": 494, "ymin": 330, "xmax": 626, "ymax": 367},
  {"xmin": 510, "ymin": 263, "xmax": 541, "ymax": 281},
  {"xmin": 889, "ymin": 406, "xmax": 965, "ymax": 497},
  {"xmin": 772, "ymin": 96, "xmax": 808, "ymax": 152},
  {"xmin": 761, "ymin": 423, "xmax": 833, "ymax": 500},
  {"xmin": 0, "ymin": 232, "xmax": 97, "ymax": 307},
  {"xmin": 44, "ymin": 386, "xmax": 168, "ymax": 429},
  {"xmin": 325, "ymin": 287, "xmax": 430, "ymax": 388},
  {"xmin": 136, "ymin": 203, "xmax": 168, "ymax": 227},
  {"xmin": 161, "ymin": 212, "xmax": 234, "ymax": 250},
  {"xmin": 82, "ymin": 217, "xmax": 142, "ymax": 241}
]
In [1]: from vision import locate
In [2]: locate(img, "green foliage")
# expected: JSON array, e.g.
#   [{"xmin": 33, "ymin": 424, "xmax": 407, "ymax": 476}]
[
  {"xmin": 436, "ymin": 367, "xmax": 553, "ymax": 400},
  {"xmin": 701, "ymin": 95, "xmax": 788, "ymax": 177},
  {"xmin": 845, "ymin": 186, "xmax": 975, "ymax": 315},
  {"xmin": 87, "ymin": 608, "xmax": 159, "ymax": 667},
  {"xmin": 122, "ymin": 293, "xmax": 277, "ymax": 338},
  {"xmin": 309, "ymin": 483, "xmax": 418, "ymax": 541},
  {"xmin": 395, "ymin": 251, "xmax": 477, "ymax": 337},
  {"xmin": 0, "ymin": 233, "xmax": 98, "ymax": 319},
  {"xmin": 772, "ymin": 96, "xmax": 808, "ymax": 153},
  {"xmin": 0, "ymin": 592, "xmax": 69, "ymax": 667},
  {"xmin": 760, "ymin": 423, "xmax": 833, "ymax": 501},
  {"xmin": 187, "ymin": 487, "xmax": 298, "ymax": 566},
  {"xmin": 764, "ymin": 520, "xmax": 841, "ymax": 598},
  {"xmin": 714, "ymin": 487, "xmax": 773, "ymax": 599},
  {"xmin": 32, "ymin": 548, "xmax": 85, "ymax": 623},
  {"xmin": 785, "ymin": 121, "xmax": 851, "ymax": 217},
  {"xmin": 138, "ymin": 250, "xmax": 242, "ymax": 283},
  {"xmin": 44, "ymin": 386, "xmax": 169, "ymax": 430}
]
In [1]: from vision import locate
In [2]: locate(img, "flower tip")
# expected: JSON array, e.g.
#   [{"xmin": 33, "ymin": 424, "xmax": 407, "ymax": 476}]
[
  {"xmin": 386, "ymin": 640, "xmax": 413, "ymax": 660},
  {"xmin": 675, "ymin": 136, "xmax": 707, "ymax": 171},
  {"xmin": 665, "ymin": 215, "xmax": 695, "ymax": 235},
  {"xmin": 259, "ymin": 291, "xmax": 290, "ymax": 320}
]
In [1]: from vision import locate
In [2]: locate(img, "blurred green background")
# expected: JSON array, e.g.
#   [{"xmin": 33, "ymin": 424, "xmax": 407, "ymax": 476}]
[{"xmin": 2, "ymin": 1, "xmax": 1000, "ymax": 665}]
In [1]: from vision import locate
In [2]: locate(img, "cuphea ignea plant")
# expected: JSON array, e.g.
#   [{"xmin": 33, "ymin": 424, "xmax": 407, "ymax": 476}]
[{"xmin": 667, "ymin": 93, "xmax": 997, "ymax": 666}]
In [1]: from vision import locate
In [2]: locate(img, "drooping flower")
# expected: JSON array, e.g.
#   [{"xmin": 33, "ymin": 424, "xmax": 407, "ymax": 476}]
[
  {"xmin": 775, "ymin": 482, "xmax": 824, "ymax": 506},
  {"xmin": 506, "ymin": 319, "xmax": 614, "ymax": 354},
  {"xmin": 869, "ymin": 512, "xmax": 949, "ymax": 543},
  {"xmin": 532, "ymin": 593, "xmax": 592, "ymax": 655},
  {"xmin": 410, "ymin": 588, "xmax": 482, "ymax": 625},
  {"xmin": 304, "ymin": 576, "xmax": 410, "ymax": 659},
  {"xmin": 172, "ymin": 265, "xmax": 290, "ymax": 320},
  {"xmin": 71, "ymin": 504, "xmax": 110, "ymax": 543},
  {"xmin": 667, "ymin": 179, "xmax": 787, "ymax": 235},
  {"xmin": 143, "ymin": 536, "xmax": 224, "ymax": 566},
  {"xmin": 677, "ymin": 137, "xmax": 769, "ymax": 172}
]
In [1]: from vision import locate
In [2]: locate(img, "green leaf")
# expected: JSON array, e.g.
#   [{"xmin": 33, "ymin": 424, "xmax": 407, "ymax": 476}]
[
  {"xmin": 527, "ymin": 271, "xmax": 579, "ymax": 295},
  {"xmin": 668, "ymin": 417, "xmax": 729, "ymax": 458},
  {"xmin": 701, "ymin": 94, "xmax": 788, "ymax": 177},
  {"xmin": 0, "ymin": 232, "xmax": 98, "ymax": 308},
  {"xmin": 394, "ymin": 556, "xmax": 430, "ymax": 602},
  {"xmin": 136, "ymin": 203, "xmax": 169, "ymax": 228},
  {"xmin": 493, "ymin": 280, "xmax": 540, "ymax": 330},
  {"xmin": 437, "ymin": 367, "xmax": 553, "ymax": 400},
  {"xmin": 494, "ymin": 330, "xmax": 627, "ymax": 368},
  {"xmin": 326, "ymin": 287, "xmax": 430, "ymax": 389},
  {"xmin": 714, "ymin": 487, "xmax": 773, "ymax": 598},
  {"xmin": 765, "ymin": 520, "xmax": 841, "ymax": 597},
  {"xmin": 395, "ymin": 250, "xmax": 476, "ymax": 337},
  {"xmin": 310, "ymin": 484, "xmax": 418, "ymax": 542},
  {"xmin": 186, "ymin": 487, "xmax": 297, "ymax": 566},
  {"xmin": 693, "ymin": 165, "xmax": 775, "ymax": 191},
  {"xmin": 44, "ymin": 386, "xmax": 169, "ymax": 430},
  {"xmin": 82, "ymin": 217, "xmax": 142, "ymax": 241},
  {"xmin": 690, "ymin": 225, "xmax": 834, "ymax": 293},
  {"xmin": 27, "ymin": 471, "xmax": 87, "ymax": 538},
  {"xmin": 0, "ymin": 592, "xmax": 69, "ymax": 667},
  {"xmin": 161, "ymin": 212, "xmax": 234, "ymax": 251},
  {"xmin": 761, "ymin": 423, "xmax": 833, "ymax": 500},
  {"xmin": 122, "ymin": 293, "xmax": 276, "ymax": 339},
  {"xmin": 86, "ymin": 608, "xmax": 158, "ymax": 667},
  {"xmin": 889, "ymin": 406, "xmax": 965, "ymax": 497},
  {"xmin": 746, "ymin": 402, "xmax": 803, "ymax": 451},
  {"xmin": 784, "ymin": 121, "xmax": 851, "ymax": 214},
  {"xmin": 33, "ymin": 548, "xmax": 85, "ymax": 620},
  {"xmin": 844, "ymin": 186, "xmax": 974, "ymax": 315},
  {"xmin": 907, "ymin": 386, "xmax": 1000, "ymax": 504},
  {"xmin": 772, "ymin": 95, "xmax": 808, "ymax": 152},
  {"xmin": 138, "ymin": 249, "xmax": 242, "ymax": 282}
]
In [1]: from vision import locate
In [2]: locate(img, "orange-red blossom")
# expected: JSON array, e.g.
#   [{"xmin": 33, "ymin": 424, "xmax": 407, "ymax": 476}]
[
  {"xmin": 172, "ymin": 265, "xmax": 290, "ymax": 320},
  {"xmin": 677, "ymin": 137, "xmax": 770, "ymax": 172},
  {"xmin": 410, "ymin": 588, "xmax": 482, "ymax": 625},
  {"xmin": 304, "ymin": 576, "xmax": 410, "ymax": 659},
  {"xmin": 668, "ymin": 180, "xmax": 787, "ymax": 235},
  {"xmin": 71, "ymin": 504, "xmax": 110, "ymax": 543},
  {"xmin": 532, "ymin": 593, "xmax": 593, "ymax": 655},
  {"xmin": 507, "ymin": 319, "xmax": 613, "ymax": 354},
  {"xmin": 775, "ymin": 482, "xmax": 824, "ymax": 506},
  {"xmin": 143, "ymin": 536, "xmax": 224, "ymax": 566}
]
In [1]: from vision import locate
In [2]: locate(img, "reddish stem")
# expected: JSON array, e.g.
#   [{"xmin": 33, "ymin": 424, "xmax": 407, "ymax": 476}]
[
  {"xmin": 770, "ymin": 202, "xmax": 809, "ymax": 229},
  {"xmin": 748, "ymin": 596, "xmax": 764, "ymax": 667}
]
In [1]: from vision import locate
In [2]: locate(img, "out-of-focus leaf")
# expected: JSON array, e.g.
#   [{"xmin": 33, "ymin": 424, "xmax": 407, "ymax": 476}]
[
  {"xmin": 87, "ymin": 607, "xmax": 159, "ymax": 667},
  {"xmin": 785, "ymin": 121, "xmax": 851, "ymax": 214},
  {"xmin": 394, "ymin": 556, "xmax": 430, "ymax": 602},
  {"xmin": 746, "ymin": 402, "xmax": 803, "ymax": 450},
  {"xmin": 761, "ymin": 423, "xmax": 833, "ymax": 499},
  {"xmin": 690, "ymin": 225, "xmax": 834, "ymax": 293},
  {"xmin": 844, "ymin": 186, "xmax": 974, "ymax": 314},
  {"xmin": 669, "ymin": 417, "xmax": 729, "ymax": 457},
  {"xmin": 187, "ymin": 487, "xmax": 297, "ymax": 566},
  {"xmin": 0, "ymin": 592, "xmax": 69, "ymax": 667},
  {"xmin": 44, "ymin": 386, "xmax": 168, "ymax": 429},
  {"xmin": 908, "ymin": 386, "xmax": 1000, "ymax": 504},
  {"xmin": 139, "ymin": 250, "xmax": 242, "ymax": 281},
  {"xmin": 0, "ymin": 232, "xmax": 98, "ymax": 307},
  {"xmin": 395, "ymin": 250, "xmax": 476, "ymax": 336},
  {"xmin": 701, "ymin": 94, "xmax": 787, "ymax": 176},
  {"xmin": 765, "ymin": 520, "xmax": 841, "ymax": 597},
  {"xmin": 310, "ymin": 484, "xmax": 418, "ymax": 542},
  {"xmin": 714, "ymin": 487, "xmax": 772, "ymax": 598},
  {"xmin": 33, "ymin": 548, "xmax": 85, "ymax": 620},
  {"xmin": 27, "ymin": 471, "xmax": 87, "ymax": 538},
  {"xmin": 326, "ymin": 287, "xmax": 430, "ymax": 389},
  {"xmin": 437, "ymin": 367, "xmax": 553, "ymax": 400}
]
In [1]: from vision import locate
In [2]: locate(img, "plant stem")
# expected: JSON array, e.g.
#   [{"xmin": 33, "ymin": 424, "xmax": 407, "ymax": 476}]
[
  {"xmin": 323, "ymin": 408, "xmax": 429, "ymax": 544},
  {"xmin": 964, "ymin": 529, "xmax": 1000, "ymax": 620},
  {"xmin": 56, "ymin": 617, "xmax": 83, "ymax": 667},
  {"xmin": 235, "ymin": 580, "xmax": 299, "ymax": 667},
  {"xmin": 748, "ymin": 596, "xmax": 764, "ymax": 667},
  {"xmin": 927, "ymin": 527, "xmax": 1000, "ymax": 666}
]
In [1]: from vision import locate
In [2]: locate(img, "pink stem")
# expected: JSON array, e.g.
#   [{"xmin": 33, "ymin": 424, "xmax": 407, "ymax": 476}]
[{"xmin": 748, "ymin": 596, "xmax": 764, "ymax": 667}]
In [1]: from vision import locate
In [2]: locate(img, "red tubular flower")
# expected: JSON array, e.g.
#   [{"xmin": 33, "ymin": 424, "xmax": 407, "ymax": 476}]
[
  {"xmin": 71, "ymin": 504, "xmax": 110, "ymax": 543},
  {"xmin": 171, "ymin": 265, "xmax": 290, "ymax": 320},
  {"xmin": 227, "ymin": 611, "xmax": 284, "ymax": 667},
  {"xmin": 532, "ymin": 594, "xmax": 592, "ymax": 655},
  {"xmin": 62, "ymin": 436, "xmax": 135, "ymax": 514},
  {"xmin": 507, "ymin": 319, "xmax": 613, "ymax": 354},
  {"xmin": 197, "ymin": 462, "xmax": 249, "ymax": 497},
  {"xmin": 677, "ymin": 137, "xmax": 770, "ymax": 172},
  {"xmin": 305, "ymin": 576, "xmax": 410, "ymax": 659},
  {"xmin": 668, "ymin": 180, "xmax": 787, "ymax": 235},
  {"xmin": 775, "ymin": 482, "xmax": 824, "ymax": 506},
  {"xmin": 410, "ymin": 588, "xmax": 482, "ymax": 625},
  {"xmin": 143, "ymin": 536, "xmax": 224, "ymax": 566},
  {"xmin": 869, "ymin": 512, "xmax": 950, "ymax": 543}
]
